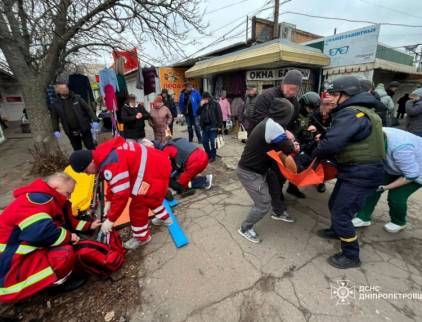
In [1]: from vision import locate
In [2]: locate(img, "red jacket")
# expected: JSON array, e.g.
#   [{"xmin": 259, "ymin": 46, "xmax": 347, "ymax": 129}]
[
  {"xmin": 93, "ymin": 137, "xmax": 171, "ymax": 222},
  {"xmin": 0, "ymin": 179, "xmax": 92, "ymax": 302}
]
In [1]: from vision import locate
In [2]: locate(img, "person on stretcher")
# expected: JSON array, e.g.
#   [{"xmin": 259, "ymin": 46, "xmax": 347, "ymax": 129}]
[{"xmin": 292, "ymin": 92, "xmax": 333, "ymax": 192}]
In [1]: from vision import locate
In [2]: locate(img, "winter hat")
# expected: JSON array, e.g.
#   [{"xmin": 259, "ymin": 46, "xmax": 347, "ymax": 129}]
[
  {"xmin": 282, "ymin": 70, "xmax": 303, "ymax": 86},
  {"xmin": 410, "ymin": 88, "xmax": 422, "ymax": 98},
  {"xmin": 69, "ymin": 150, "xmax": 93, "ymax": 173},
  {"xmin": 268, "ymin": 98, "xmax": 294, "ymax": 127}
]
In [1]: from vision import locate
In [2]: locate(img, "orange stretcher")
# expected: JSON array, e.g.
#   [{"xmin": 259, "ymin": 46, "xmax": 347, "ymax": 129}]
[{"xmin": 267, "ymin": 150, "xmax": 337, "ymax": 187}]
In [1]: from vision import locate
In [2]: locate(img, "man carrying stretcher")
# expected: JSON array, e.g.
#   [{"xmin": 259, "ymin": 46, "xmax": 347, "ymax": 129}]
[{"xmin": 69, "ymin": 136, "xmax": 172, "ymax": 250}]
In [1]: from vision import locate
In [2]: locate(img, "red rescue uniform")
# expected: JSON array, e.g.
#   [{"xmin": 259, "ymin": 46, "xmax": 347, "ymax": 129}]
[
  {"xmin": 93, "ymin": 137, "xmax": 171, "ymax": 241},
  {"xmin": 0, "ymin": 179, "xmax": 92, "ymax": 302}
]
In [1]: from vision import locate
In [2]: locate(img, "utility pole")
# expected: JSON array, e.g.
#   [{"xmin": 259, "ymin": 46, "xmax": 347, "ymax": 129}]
[
  {"xmin": 246, "ymin": 16, "xmax": 249, "ymax": 43},
  {"xmin": 273, "ymin": 0, "xmax": 280, "ymax": 39}
]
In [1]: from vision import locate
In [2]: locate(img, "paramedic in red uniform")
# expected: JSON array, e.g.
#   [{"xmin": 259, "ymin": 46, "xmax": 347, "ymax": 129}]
[
  {"xmin": 69, "ymin": 136, "xmax": 172, "ymax": 250},
  {"xmin": 0, "ymin": 173, "xmax": 100, "ymax": 303},
  {"xmin": 155, "ymin": 138, "xmax": 213, "ymax": 197}
]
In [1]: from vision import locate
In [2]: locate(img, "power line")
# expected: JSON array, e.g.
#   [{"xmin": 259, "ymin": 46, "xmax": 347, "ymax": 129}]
[
  {"xmin": 204, "ymin": 0, "xmax": 250, "ymax": 15},
  {"xmin": 182, "ymin": 1, "xmax": 272, "ymax": 60},
  {"xmin": 280, "ymin": 11, "xmax": 422, "ymax": 28},
  {"xmin": 358, "ymin": 0, "xmax": 422, "ymax": 21}
]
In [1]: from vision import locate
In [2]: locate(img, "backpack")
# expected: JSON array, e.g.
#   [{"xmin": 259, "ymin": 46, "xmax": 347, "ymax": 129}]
[{"xmin": 73, "ymin": 230, "xmax": 126, "ymax": 277}]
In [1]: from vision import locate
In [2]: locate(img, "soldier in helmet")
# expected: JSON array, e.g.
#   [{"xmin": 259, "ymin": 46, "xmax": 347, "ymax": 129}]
[{"xmin": 313, "ymin": 76, "xmax": 385, "ymax": 269}]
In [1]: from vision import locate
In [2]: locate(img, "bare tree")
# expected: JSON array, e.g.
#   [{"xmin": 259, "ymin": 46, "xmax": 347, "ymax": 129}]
[{"xmin": 0, "ymin": 0, "xmax": 204, "ymax": 161}]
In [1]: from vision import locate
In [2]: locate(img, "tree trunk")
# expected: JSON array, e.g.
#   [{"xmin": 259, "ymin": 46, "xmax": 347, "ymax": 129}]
[{"xmin": 20, "ymin": 79, "xmax": 58, "ymax": 149}]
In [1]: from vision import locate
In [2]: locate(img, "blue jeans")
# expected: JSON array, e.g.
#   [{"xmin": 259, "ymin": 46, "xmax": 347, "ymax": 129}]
[
  {"xmin": 186, "ymin": 115, "xmax": 202, "ymax": 142},
  {"xmin": 412, "ymin": 131, "xmax": 422, "ymax": 137},
  {"xmin": 202, "ymin": 128, "xmax": 217, "ymax": 159}
]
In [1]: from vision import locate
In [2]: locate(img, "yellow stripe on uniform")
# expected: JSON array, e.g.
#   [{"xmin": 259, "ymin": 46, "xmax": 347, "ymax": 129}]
[
  {"xmin": 340, "ymin": 235, "xmax": 358, "ymax": 243},
  {"xmin": 52, "ymin": 228, "xmax": 67, "ymax": 246},
  {"xmin": 75, "ymin": 220, "xmax": 87, "ymax": 231},
  {"xmin": 18, "ymin": 213, "xmax": 52, "ymax": 230},
  {"xmin": 0, "ymin": 244, "xmax": 38, "ymax": 255},
  {"xmin": 0, "ymin": 267, "xmax": 54, "ymax": 296}
]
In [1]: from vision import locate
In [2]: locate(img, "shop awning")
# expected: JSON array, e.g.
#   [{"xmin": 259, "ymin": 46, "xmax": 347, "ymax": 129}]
[
  {"xmin": 185, "ymin": 41, "xmax": 330, "ymax": 78},
  {"xmin": 323, "ymin": 58, "xmax": 422, "ymax": 78}
]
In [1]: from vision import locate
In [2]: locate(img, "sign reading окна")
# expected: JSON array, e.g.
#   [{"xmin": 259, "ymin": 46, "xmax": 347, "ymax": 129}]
[{"xmin": 246, "ymin": 67, "xmax": 310, "ymax": 81}]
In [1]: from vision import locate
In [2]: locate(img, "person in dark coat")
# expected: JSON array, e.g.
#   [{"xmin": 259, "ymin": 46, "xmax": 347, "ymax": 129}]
[
  {"xmin": 51, "ymin": 83, "xmax": 99, "ymax": 150},
  {"xmin": 314, "ymin": 76, "xmax": 385, "ymax": 269},
  {"xmin": 397, "ymin": 93, "xmax": 409, "ymax": 119},
  {"xmin": 198, "ymin": 92, "xmax": 223, "ymax": 162},
  {"xmin": 161, "ymin": 89, "xmax": 178, "ymax": 134},
  {"xmin": 251, "ymin": 70, "xmax": 305, "ymax": 198},
  {"xmin": 251, "ymin": 70, "xmax": 303, "ymax": 133},
  {"xmin": 121, "ymin": 94, "xmax": 150, "ymax": 142}
]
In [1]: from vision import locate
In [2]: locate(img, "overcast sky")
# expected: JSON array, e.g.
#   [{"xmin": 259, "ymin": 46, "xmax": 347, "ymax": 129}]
[
  {"xmin": 94, "ymin": 0, "xmax": 422, "ymax": 66},
  {"xmin": 176, "ymin": 0, "xmax": 422, "ymax": 63}
]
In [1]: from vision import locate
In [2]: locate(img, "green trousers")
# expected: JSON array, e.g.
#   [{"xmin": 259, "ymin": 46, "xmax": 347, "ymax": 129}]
[{"xmin": 357, "ymin": 174, "xmax": 422, "ymax": 226}]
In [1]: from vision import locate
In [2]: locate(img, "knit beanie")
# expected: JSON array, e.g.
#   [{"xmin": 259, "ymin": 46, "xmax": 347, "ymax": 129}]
[
  {"xmin": 282, "ymin": 70, "xmax": 303, "ymax": 86},
  {"xmin": 69, "ymin": 150, "xmax": 93, "ymax": 173},
  {"xmin": 268, "ymin": 98, "xmax": 294, "ymax": 127},
  {"xmin": 410, "ymin": 88, "xmax": 422, "ymax": 98}
]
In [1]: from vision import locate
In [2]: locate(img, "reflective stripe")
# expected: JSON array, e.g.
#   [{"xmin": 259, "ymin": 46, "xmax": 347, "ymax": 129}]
[
  {"xmin": 340, "ymin": 235, "xmax": 358, "ymax": 243},
  {"xmin": 0, "ymin": 267, "xmax": 54, "ymax": 296},
  {"xmin": 76, "ymin": 221, "xmax": 87, "ymax": 231},
  {"xmin": 153, "ymin": 205, "xmax": 164, "ymax": 214},
  {"xmin": 131, "ymin": 224, "xmax": 149, "ymax": 232},
  {"xmin": 110, "ymin": 171, "xmax": 129, "ymax": 185},
  {"xmin": 18, "ymin": 213, "xmax": 51, "ymax": 230},
  {"xmin": 52, "ymin": 228, "xmax": 67, "ymax": 246},
  {"xmin": 132, "ymin": 144, "xmax": 148, "ymax": 195},
  {"xmin": 155, "ymin": 210, "xmax": 169, "ymax": 219},
  {"xmin": 133, "ymin": 230, "xmax": 149, "ymax": 238},
  {"xmin": 0, "ymin": 244, "xmax": 38, "ymax": 255},
  {"xmin": 111, "ymin": 182, "xmax": 130, "ymax": 193}
]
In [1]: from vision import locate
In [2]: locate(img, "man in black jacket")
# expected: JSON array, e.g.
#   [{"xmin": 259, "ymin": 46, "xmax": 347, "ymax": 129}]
[
  {"xmin": 252, "ymin": 69, "xmax": 305, "ymax": 198},
  {"xmin": 198, "ymin": 92, "xmax": 223, "ymax": 162},
  {"xmin": 51, "ymin": 83, "xmax": 99, "ymax": 150},
  {"xmin": 251, "ymin": 69, "xmax": 303, "ymax": 133}
]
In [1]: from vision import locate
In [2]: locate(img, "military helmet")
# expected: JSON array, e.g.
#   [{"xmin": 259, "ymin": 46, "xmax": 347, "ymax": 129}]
[
  {"xmin": 299, "ymin": 91, "xmax": 321, "ymax": 110},
  {"xmin": 326, "ymin": 76, "xmax": 361, "ymax": 96}
]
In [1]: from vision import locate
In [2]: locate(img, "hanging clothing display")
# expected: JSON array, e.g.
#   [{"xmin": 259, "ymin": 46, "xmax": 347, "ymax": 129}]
[
  {"xmin": 142, "ymin": 67, "xmax": 158, "ymax": 95},
  {"xmin": 68, "ymin": 73, "xmax": 96, "ymax": 108},
  {"xmin": 99, "ymin": 68, "xmax": 119, "ymax": 111}
]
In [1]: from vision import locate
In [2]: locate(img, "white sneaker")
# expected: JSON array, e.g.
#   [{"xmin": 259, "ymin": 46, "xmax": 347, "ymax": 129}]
[
  {"xmin": 151, "ymin": 217, "xmax": 173, "ymax": 226},
  {"xmin": 384, "ymin": 222, "xmax": 407, "ymax": 233},
  {"xmin": 124, "ymin": 236, "xmax": 151, "ymax": 250},
  {"xmin": 205, "ymin": 174, "xmax": 213, "ymax": 190},
  {"xmin": 238, "ymin": 228, "xmax": 261, "ymax": 243},
  {"xmin": 352, "ymin": 217, "xmax": 371, "ymax": 228}
]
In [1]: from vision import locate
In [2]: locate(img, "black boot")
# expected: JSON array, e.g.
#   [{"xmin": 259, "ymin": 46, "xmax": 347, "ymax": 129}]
[
  {"xmin": 49, "ymin": 275, "xmax": 87, "ymax": 294},
  {"xmin": 316, "ymin": 183, "xmax": 326, "ymax": 193},
  {"xmin": 327, "ymin": 252, "xmax": 361, "ymax": 269},
  {"xmin": 287, "ymin": 183, "xmax": 306, "ymax": 198},
  {"xmin": 170, "ymin": 180, "xmax": 195, "ymax": 198},
  {"xmin": 317, "ymin": 228, "xmax": 339, "ymax": 240}
]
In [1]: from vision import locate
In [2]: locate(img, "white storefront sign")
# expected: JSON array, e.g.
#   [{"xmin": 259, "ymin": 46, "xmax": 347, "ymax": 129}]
[
  {"xmin": 324, "ymin": 25, "xmax": 380, "ymax": 68},
  {"xmin": 246, "ymin": 67, "xmax": 310, "ymax": 81}
]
